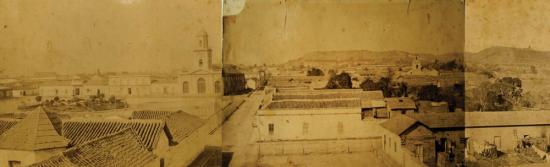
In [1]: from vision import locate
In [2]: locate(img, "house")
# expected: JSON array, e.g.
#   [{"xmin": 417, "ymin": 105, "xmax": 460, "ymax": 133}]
[
  {"xmin": 29, "ymin": 128, "xmax": 158, "ymax": 167},
  {"xmin": 256, "ymin": 97, "xmax": 381, "ymax": 155},
  {"xmin": 38, "ymin": 80, "xmax": 80, "ymax": 98},
  {"xmin": 380, "ymin": 112, "xmax": 467, "ymax": 166},
  {"xmin": 0, "ymin": 107, "xmax": 69, "ymax": 167},
  {"xmin": 222, "ymin": 65, "xmax": 246, "ymax": 95},
  {"xmin": 131, "ymin": 110, "xmax": 218, "ymax": 167},
  {"xmin": 0, "ymin": 86, "xmax": 13, "ymax": 99},
  {"xmin": 465, "ymin": 111, "xmax": 550, "ymax": 152},
  {"xmin": 81, "ymin": 74, "xmax": 109, "ymax": 97},
  {"xmin": 380, "ymin": 114, "xmax": 435, "ymax": 166},
  {"xmin": 385, "ymin": 97, "xmax": 417, "ymax": 117},
  {"xmin": 409, "ymin": 113, "xmax": 466, "ymax": 166},
  {"xmin": 107, "ymin": 74, "xmax": 152, "ymax": 97}
]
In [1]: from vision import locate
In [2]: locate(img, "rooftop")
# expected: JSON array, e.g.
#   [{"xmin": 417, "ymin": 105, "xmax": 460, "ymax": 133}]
[
  {"xmin": 385, "ymin": 97, "xmax": 417, "ymax": 110},
  {"xmin": 29, "ymin": 128, "xmax": 157, "ymax": 167},
  {"xmin": 380, "ymin": 114, "xmax": 420, "ymax": 136},
  {"xmin": 0, "ymin": 118, "xmax": 17, "ymax": 136},
  {"xmin": 131, "ymin": 110, "xmax": 205, "ymax": 144},
  {"xmin": 0, "ymin": 107, "xmax": 68, "ymax": 151},
  {"xmin": 266, "ymin": 99, "xmax": 361, "ymax": 109},
  {"xmin": 465, "ymin": 111, "xmax": 550, "ymax": 127},
  {"xmin": 62, "ymin": 119, "xmax": 165, "ymax": 150},
  {"xmin": 409, "ymin": 113, "xmax": 465, "ymax": 129}
]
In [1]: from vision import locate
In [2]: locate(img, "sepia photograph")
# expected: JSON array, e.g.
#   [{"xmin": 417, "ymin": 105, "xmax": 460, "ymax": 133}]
[
  {"xmin": 0, "ymin": 0, "xmax": 225, "ymax": 167},
  {"xmin": 0, "ymin": 0, "xmax": 549, "ymax": 167}
]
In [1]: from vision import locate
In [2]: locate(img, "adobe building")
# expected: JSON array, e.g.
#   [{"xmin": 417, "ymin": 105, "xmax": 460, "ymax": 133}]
[
  {"xmin": 256, "ymin": 89, "xmax": 386, "ymax": 155},
  {"xmin": 465, "ymin": 111, "xmax": 550, "ymax": 153}
]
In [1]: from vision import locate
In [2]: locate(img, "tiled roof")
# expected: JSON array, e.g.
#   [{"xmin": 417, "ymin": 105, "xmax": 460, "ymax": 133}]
[
  {"xmin": 131, "ymin": 110, "xmax": 176, "ymax": 119},
  {"xmin": 409, "ymin": 113, "xmax": 465, "ymax": 129},
  {"xmin": 465, "ymin": 111, "xmax": 550, "ymax": 127},
  {"xmin": 131, "ymin": 110, "xmax": 205, "ymax": 144},
  {"xmin": 28, "ymin": 154, "xmax": 75, "ymax": 167},
  {"xmin": 267, "ymin": 99, "xmax": 361, "ymax": 109},
  {"xmin": 29, "ymin": 128, "xmax": 157, "ymax": 167},
  {"xmin": 385, "ymin": 97, "xmax": 417, "ymax": 110},
  {"xmin": 63, "ymin": 119, "xmax": 164, "ymax": 150},
  {"xmin": 0, "ymin": 107, "xmax": 68, "ymax": 150},
  {"xmin": 0, "ymin": 118, "xmax": 17, "ymax": 136},
  {"xmin": 380, "ymin": 114, "xmax": 420, "ymax": 136}
]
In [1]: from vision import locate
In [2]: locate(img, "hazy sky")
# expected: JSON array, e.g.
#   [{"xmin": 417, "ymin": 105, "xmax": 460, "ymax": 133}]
[
  {"xmin": 0, "ymin": 0, "xmax": 221, "ymax": 75},
  {"xmin": 223, "ymin": 0, "xmax": 465, "ymax": 65},
  {"xmin": 465, "ymin": 0, "xmax": 550, "ymax": 52}
]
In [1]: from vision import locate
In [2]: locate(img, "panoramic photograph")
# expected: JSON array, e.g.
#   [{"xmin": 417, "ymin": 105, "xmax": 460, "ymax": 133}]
[{"xmin": 0, "ymin": 0, "xmax": 549, "ymax": 167}]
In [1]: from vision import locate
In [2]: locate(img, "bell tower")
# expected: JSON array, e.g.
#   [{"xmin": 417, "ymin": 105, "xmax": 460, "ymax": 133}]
[{"xmin": 194, "ymin": 30, "xmax": 212, "ymax": 71}]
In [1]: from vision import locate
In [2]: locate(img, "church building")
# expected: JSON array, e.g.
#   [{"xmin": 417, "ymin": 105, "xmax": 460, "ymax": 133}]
[{"xmin": 177, "ymin": 30, "xmax": 223, "ymax": 97}]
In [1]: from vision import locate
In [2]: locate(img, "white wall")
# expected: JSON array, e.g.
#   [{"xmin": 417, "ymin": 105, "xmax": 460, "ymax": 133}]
[{"xmin": 466, "ymin": 125, "xmax": 550, "ymax": 152}]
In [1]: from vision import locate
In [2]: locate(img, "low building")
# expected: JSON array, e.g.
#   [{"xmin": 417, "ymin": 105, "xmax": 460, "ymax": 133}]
[
  {"xmin": 385, "ymin": 97, "xmax": 417, "ymax": 117},
  {"xmin": 465, "ymin": 111, "xmax": 550, "ymax": 153},
  {"xmin": 380, "ymin": 113, "xmax": 466, "ymax": 166},
  {"xmin": 256, "ymin": 98, "xmax": 381, "ymax": 155},
  {"xmin": 0, "ymin": 107, "xmax": 69, "ymax": 166},
  {"xmin": 0, "ymin": 86, "xmax": 13, "ymax": 99},
  {"xmin": 222, "ymin": 65, "xmax": 246, "ymax": 95},
  {"xmin": 380, "ymin": 114, "xmax": 433, "ymax": 166}
]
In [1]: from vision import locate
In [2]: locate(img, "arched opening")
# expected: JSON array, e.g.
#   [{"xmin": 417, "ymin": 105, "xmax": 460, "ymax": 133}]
[
  {"xmin": 182, "ymin": 81, "xmax": 189, "ymax": 94},
  {"xmin": 214, "ymin": 81, "xmax": 221, "ymax": 94},
  {"xmin": 197, "ymin": 78, "xmax": 206, "ymax": 94}
]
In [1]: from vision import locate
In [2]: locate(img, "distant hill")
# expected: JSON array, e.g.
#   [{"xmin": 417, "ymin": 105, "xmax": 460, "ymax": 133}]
[
  {"xmin": 466, "ymin": 47, "xmax": 550, "ymax": 65},
  {"xmin": 288, "ymin": 50, "xmax": 462, "ymax": 66}
]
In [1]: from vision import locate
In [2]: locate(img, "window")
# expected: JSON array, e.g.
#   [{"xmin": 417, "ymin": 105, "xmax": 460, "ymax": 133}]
[
  {"xmin": 55, "ymin": 89, "xmax": 58, "ymax": 95},
  {"xmin": 163, "ymin": 87, "xmax": 168, "ymax": 94},
  {"xmin": 384, "ymin": 135, "xmax": 386, "ymax": 149},
  {"xmin": 302, "ymin": 122, "xmax": 309, "ymax": 135},
  {"xmin": 197, "ymin": 78, "xmax": 206, "ymax": 94},
  {"xmin": 182, "ymin": 81, "xmax": 189, "ymax": 94},
  {"xmin": 214, "ymin": 81, "xmax": 221, "ymax": 94},
  {"xmin": 268, "ymin": 123, "xmax": 274, "ymax": 135},
  {"xmin": 460, "ymin": 138, "xmax": 468, "ymax": 145},
  {"xmin": 337, "ymin": 121, "xmax": 344, "ymax": 134},
  {"xmin": 415, "ymin": 144, "xmax": 423, "ymax": 160},
  {"xmin": 128, "ymin": 88, "xmax": 132, "ymax": 95},
  {"xmin": 394, "ymin": 142, "xmax": 397, "ymax": 152},
  {"xmin": 8, "ymin": 161, "xmax": 21, "ymax": 167}
]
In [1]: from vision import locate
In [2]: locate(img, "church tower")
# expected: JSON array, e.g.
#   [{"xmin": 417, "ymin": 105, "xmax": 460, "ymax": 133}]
[{"xmin": 194, "ymin": 30, "xmax": 212, "ymax": 71}]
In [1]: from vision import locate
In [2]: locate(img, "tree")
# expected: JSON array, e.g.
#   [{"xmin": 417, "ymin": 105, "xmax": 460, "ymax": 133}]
[
  {"xmin": 307, "ymin": 68, "xmax": 324, "ymax": 76},
  {"xmin": 418, "ymin": 84, "xmax": 442, "ymax": 101},
  {"xmin": 325, "ymin": 72, "xmax": 352, "ymax": 89},
  {"xmin": 35, "ymin": 96, "xmax": 42, "ymax": 102},
  {"xmin": 378, "ymin": 77, "xmax": 392, "ymax": 97},
  {"xmin": 360, "ymin": 78, "xmax": 378, "ymax": 91}
]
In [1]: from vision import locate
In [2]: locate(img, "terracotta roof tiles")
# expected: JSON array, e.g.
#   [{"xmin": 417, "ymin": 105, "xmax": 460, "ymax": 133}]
[
  {"xmin": 0, "ymin": 107, "xmax": 68, "ymax": 150},
  {"xmin": 62, "ymin": 119, "xmax": 164, "ymax": 150},
  {"xmin": 131, "ymin": 110, "xmax": 204, "ymax": 144},
  {"xmin": 30, "ymin": 128, "xmax": 157, "ymax": 167},
  {"xmin": 0, "ymin": 118, "xmax": 17, "ymax": 136}
]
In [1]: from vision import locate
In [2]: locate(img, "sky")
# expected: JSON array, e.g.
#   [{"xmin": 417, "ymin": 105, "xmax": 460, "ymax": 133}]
[
  {"xmin": 465, "ymin": 0, "xmax": 550, "ymax": 52},
  {"xmin": 223, "ymin": 0, "xmax": 466, "ymax": 65},
  {"xmin": 0, "ymin": 0, "xmax": 222, "ymax": 75}
]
